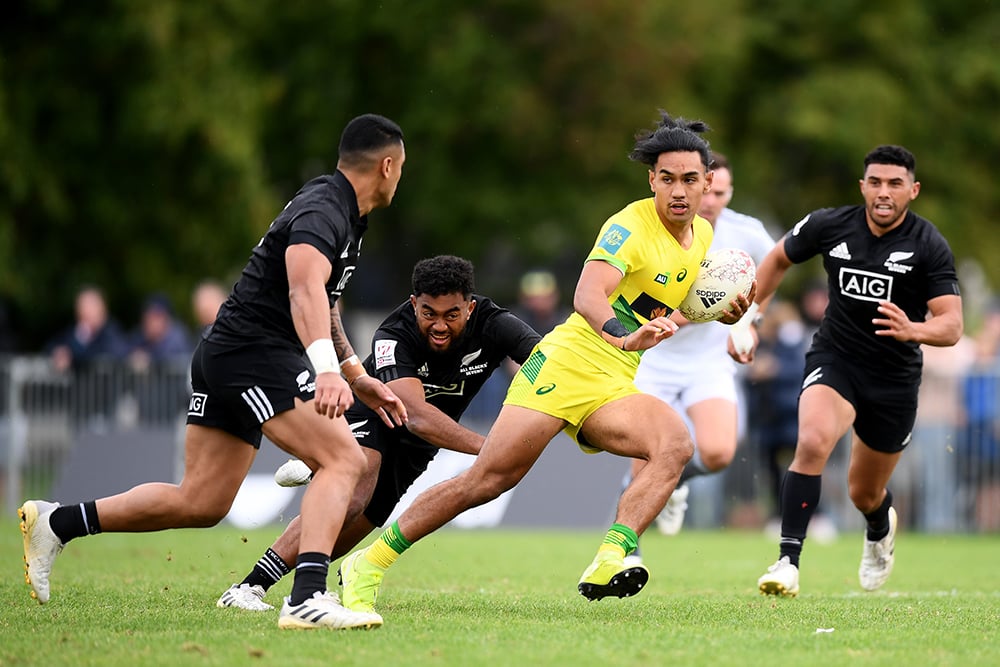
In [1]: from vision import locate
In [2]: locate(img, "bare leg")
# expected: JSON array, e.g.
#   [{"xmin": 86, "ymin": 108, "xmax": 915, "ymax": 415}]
[
  {"xmin": 268, "ymin": 448, "xmax": 382, "ymax": 565},
  {"xmin": 262, "ymin": 399, "xmax": 367, "ymax": 559},
  {"xmin": 397, "ymin": 405, "xmax": 564, "ymax": 542},
  {"xmin": 584, "ymin": 393, "xmax": 693, "ymax": 534},
  {"xmin": 96, "ymin": 425, "xmax": 255, "ymax": 531}
]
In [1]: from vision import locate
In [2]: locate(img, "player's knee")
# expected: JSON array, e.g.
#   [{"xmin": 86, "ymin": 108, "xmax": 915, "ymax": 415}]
[
  {"xmin": 184, "ymin": 503, "xmax": 229, "ymax": 527},
  {"xmin": 699, "ymin": 446, "xmax": 735, "ymax": 472},
  {"xmin": 650, "ymin": 431, "xmax": 693, "ymax": 466},
  {"xmin": 467, "ymin": 468, "xmax": 519, "ymax": 503}
]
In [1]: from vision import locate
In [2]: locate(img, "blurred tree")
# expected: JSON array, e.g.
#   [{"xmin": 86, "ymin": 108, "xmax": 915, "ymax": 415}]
[{"xmin": 1, "ymin": 0, "xmax": 997, "ymax": 347}]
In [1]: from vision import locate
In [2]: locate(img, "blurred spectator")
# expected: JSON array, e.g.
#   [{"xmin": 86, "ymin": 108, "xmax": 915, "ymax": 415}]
[
  {"xmin": 512, "ymin": 270, "xmax": 569, "ymax": 336},
  {"xmin": 191, "ymin": 279, "xmax": 229, "ymax": 332},
  {"xmin": 128, "ymin": 293, "xmax": 192, "ymax": 370},
  {"xmin": 958, "ymin": 304, "xmax": 1000, "ymax": 531},
  {"xmin": 45, "ymin": 286, "xmax": 129, "ymax": 372},
  {"xmin": 127, "ymin": 293, "xmax": 193, "ymax": 425},
  {"xmin": 44, "ymin": 286, "xmax": 130, "ymax": 428}
]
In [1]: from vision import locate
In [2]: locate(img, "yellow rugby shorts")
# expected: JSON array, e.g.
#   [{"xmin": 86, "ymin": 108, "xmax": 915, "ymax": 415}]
[{"xmin": 504, "ymin": 341, "xmax": 640, "ymax": 453}]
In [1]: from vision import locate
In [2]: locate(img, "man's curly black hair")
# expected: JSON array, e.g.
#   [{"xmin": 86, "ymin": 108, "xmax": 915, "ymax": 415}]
[{"xmin": 411, "ymin": 255, "xmax": 476, "ymax": 298}]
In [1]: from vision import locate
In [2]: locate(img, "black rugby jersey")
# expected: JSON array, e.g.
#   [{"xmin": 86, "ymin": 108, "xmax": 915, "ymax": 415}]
[
  {"xmin": 363, "ymin": 295, "xmax": 540, "ymax": 421},
  {"xmin": 210, "ymin": 170, "xmax": 366, "ymax": 348},
  {"xmin": 783, "ymin": 205, "xmax": 959, "ymax": 378}
]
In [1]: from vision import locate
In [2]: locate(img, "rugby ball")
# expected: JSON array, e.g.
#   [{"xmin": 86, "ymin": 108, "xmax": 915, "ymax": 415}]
[{"xmin": 678, "ymin": 248, "xmax": 756, "ymax": 323}]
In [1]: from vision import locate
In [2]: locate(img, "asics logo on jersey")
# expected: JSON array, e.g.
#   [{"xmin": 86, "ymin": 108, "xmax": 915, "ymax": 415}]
[
  {"xmin": 829, "ymin": 242, "xmax": 852, "ymax": 260},
  {"xmin": 839, "ymin": 267, "xmax": 893, "ymax": 303},
  {"xmin": 188, "ymin": 393, "xmax": 207, "ymax": 417},
  {"xmin": 802, "ymin": 367, "xmax": 823, "ymax": 389},
  {"xmin": 884, "ymin": 250, "xmax": 915, "ymax": 274},
  {"xmin": 461, "ymin": 349, "xmax": 483, "ymax": 366},
  {"xmin": 241, "ymin": 386, "xmax": 275, "ymax": 424},
  {"xmin": 535, "ymin": 383, "xmax": 556, "ymax": 395}
]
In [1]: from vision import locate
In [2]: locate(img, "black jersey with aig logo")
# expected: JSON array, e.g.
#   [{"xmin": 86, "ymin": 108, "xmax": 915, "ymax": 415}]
[
  {"xmin": 783, "ymin": 205, "xmax": 960, "ymax": 379},
  {"xmin": 209, "ymin": 170, "xmax": 366, "ymax": 348},
  {"xmin": 363, "ymin": 295, "xmax": 540, "ymax": 420}
]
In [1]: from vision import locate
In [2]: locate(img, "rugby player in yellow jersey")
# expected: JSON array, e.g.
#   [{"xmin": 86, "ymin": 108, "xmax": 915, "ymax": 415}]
[{"xmin": 338, "ymin": 111, "xmax": 754, "ymax": 615}]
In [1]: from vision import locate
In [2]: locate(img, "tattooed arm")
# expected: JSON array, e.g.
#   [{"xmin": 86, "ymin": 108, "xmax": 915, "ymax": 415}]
[{"xmin": 330, "ymin": 301, "xmax": 408, "ymax": 427}]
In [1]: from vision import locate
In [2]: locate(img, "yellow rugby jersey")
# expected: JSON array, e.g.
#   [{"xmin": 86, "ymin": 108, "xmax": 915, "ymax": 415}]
[{"xmin": 543, "ymin": 197, "xmax": 713, "ymax": 371}]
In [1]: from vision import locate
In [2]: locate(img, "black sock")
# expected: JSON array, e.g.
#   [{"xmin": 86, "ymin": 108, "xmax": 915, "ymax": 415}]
[
  {"xmin": 288, "ymin": 552, "xmax": 329, "ymax": 606},
  {"xmin": 678, "ymin": 455, "xmax": 710, "ymax": 485},
  {"xmin": 241, "ymin": 548, "xmax": 292, "ymax": 591},
  {"xmin": 778, "ymin": 471, "xmax": 821, "ymax": 568},
  {"xmin": 48, "ymin": 501, "xmax": 102, "ymax": 543},
  {"xmin": 864, "ymin": 489, "xmax": 894, "ymax": 541}
]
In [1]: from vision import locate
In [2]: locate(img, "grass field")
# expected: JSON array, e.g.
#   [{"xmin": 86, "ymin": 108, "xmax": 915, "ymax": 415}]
[{"xmin": 2, "ymin": 522, "xmax": 998, "ymax": 666}]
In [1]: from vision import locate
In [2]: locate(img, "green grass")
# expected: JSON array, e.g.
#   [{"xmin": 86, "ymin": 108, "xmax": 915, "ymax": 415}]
[{"xmin": 2, "ymin": 523, "xmax": 998, "ymax": 666}]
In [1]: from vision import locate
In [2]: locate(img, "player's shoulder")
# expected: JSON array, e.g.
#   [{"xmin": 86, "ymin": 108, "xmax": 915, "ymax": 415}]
[
  {"xmin": 470, "ymin": 296, "xmax": 523, "ymax": 334},
  {"xmin": 717, "ymin": 208, "xmax": 773, "ymax": 239}
]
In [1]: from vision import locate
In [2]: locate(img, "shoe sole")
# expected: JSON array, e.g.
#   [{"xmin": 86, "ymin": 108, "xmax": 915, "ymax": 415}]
[
  {"xmin": 758, "ymin": 581, "xmax": 798, "ymax": 598},
  {"xmin": 278, "ymin": 615, "xmax": 382, "ymax": 630},
  {"xmin": 17, "ymin": 502, "xmax": 41, "ymax": 603},
  {"xmin": 578, "ymin": 566, "xmax": 649, "ymax": 601}
]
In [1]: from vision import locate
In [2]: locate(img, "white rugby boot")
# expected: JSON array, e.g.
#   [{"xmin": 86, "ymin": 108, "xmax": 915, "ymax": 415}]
[
  {"xmin": 216, "ymin": 583, "xmax": 274, "ymax": 611},
  {"xmin": 655, "ymin": 484, "xmax": 689, "ymax": 536},
  {"xmin": 757, "ymin": 556, "xmax": 799, "ymax": 597},
  {"xmin": 278, "ymin": 590, "xmax": 382, "ymax": 630},
  {"xmin": 18, "ymin": 500, "xmax": 64, "ymax": 604},
  {"xmin": 859, "ymin": 507, "xmax": 897, "ymax": 591}
]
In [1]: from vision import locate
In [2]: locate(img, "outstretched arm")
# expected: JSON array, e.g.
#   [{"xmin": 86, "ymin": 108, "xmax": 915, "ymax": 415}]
[{"xmin": 573, "ymin": 260, "xmax": 678, "ymax": 352}]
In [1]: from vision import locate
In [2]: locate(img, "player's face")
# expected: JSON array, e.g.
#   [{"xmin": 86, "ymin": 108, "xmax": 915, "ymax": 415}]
[
  {"xmin": 860, "ymin": 163, "xmax": 920, "ymax": 231},
  {"xmin": 410, "ymin": 292, "xmax": 476, "ymax": 353},
  {"xmin": 649, "ymin": 151, "xmax": 712, "ymax": 229},
  {"xmin": 698, "ymin": 166, "xmax": 733, "ymax": 225}
]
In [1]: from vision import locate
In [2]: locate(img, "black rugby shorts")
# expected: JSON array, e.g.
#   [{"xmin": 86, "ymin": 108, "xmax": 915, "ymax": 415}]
[
  {"xmin": 186, "ymin": 338, "xmax": 315, "ymax": 447},
  {"xmin": 801, "ymin": 349, "xmax": 919, "ymax": 453},
  {"xmin": 346, "ymin": 403, "xmax": 439, "ymax": 526}
]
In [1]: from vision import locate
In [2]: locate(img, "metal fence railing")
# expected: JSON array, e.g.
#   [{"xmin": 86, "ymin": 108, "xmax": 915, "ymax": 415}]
[{"xmin": 2, "ymin": 354, "xmax": 997, "ymax": 532}]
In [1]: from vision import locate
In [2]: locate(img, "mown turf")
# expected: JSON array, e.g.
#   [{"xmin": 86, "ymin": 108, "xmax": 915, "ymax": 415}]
[{"xmin": 2, "ymin": 523, "xmax": 998, "ymax": 666}]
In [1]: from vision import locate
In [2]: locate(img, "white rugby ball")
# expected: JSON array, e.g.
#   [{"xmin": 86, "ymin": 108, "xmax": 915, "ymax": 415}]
[{"xmin": 678, "ymin": 248, "xmax": 756, "ymax": 323}]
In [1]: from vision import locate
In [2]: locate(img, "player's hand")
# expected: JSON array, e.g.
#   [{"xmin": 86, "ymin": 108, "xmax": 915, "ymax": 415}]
[
  {"xmin": 351, "ymin": 375, "xmax": 408, "ymax": 427},
  {"xmin": 717, "ymin": 281, "xmax": 758, "ymax": 325},
  {"xmin": 872, "ymin": 300, "xmax": 917, "ymax": 341},
  {"xmin": 624, "ymin": 316, "xmax": 679, "ymax": 351},
  {"xmin": 313, "ymin": 371, "xmax": 353, "ymax": 419},
  {"xmin": 728, "ymin": 326, "xmax": 758, "ymax": 364}
]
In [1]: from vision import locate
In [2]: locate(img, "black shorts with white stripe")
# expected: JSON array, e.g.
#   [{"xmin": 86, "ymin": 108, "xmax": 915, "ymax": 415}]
[{"xmin": 186, "ymin": 337, "xmax": 315, "ymax": 448}]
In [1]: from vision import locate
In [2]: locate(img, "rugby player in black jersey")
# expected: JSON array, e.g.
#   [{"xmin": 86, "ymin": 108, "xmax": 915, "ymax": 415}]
[
  {"xmin": 740, "ymin": 145, "xmax": 964, "ymax": 597},
  {"xmin": 215, "ymin": 255, "xmax": 540, "ymax": 611},
  {"xmin": 19, "ymin": 114, "xmax": 409, "ymax": 630}
]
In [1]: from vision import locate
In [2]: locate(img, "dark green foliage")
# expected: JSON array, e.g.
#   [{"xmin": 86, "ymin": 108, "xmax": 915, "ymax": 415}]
[{"xmin": 2, "ymin": 1, "xmax": 997, "ymax": 348}]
